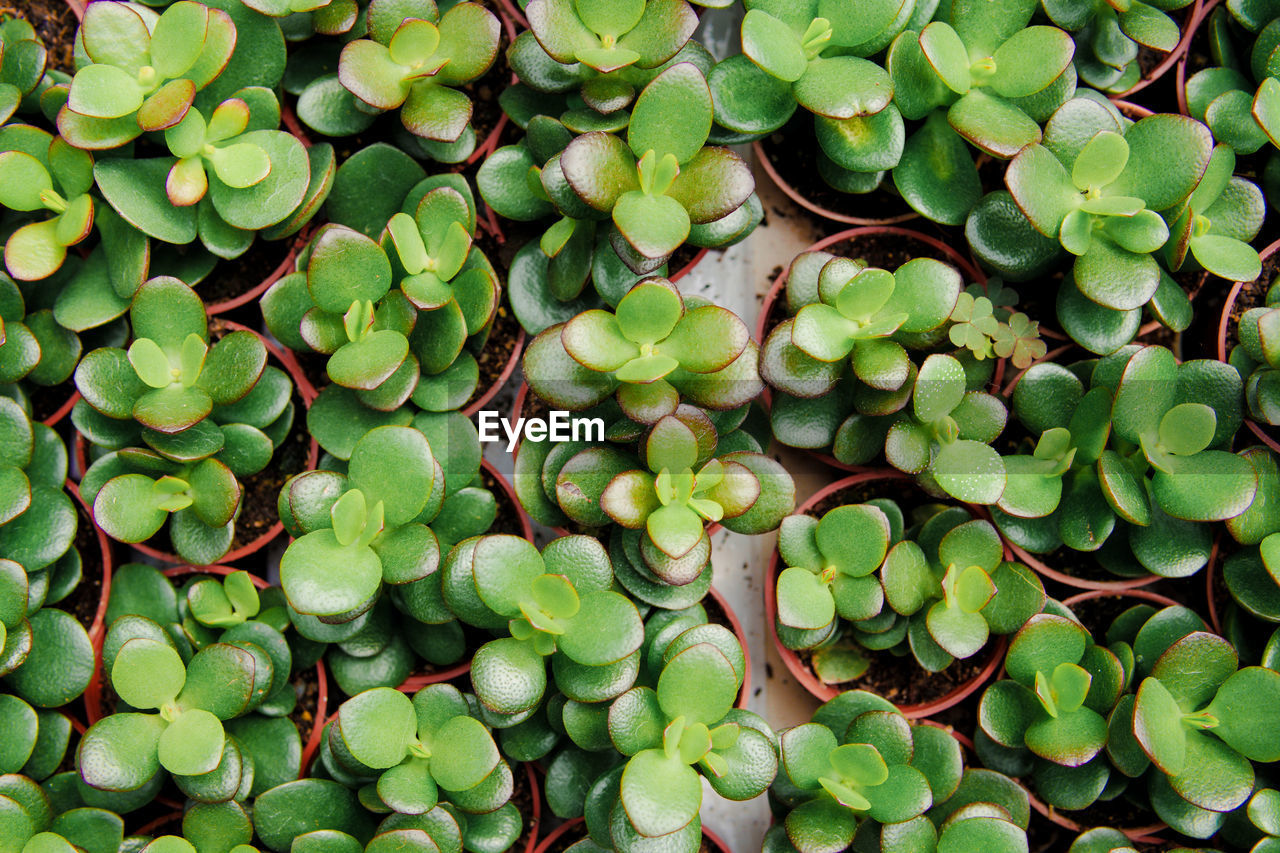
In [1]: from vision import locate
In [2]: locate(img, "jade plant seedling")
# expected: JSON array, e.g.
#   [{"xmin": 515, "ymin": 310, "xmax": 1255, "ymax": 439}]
[
  {"xmin": 330, "ymin": 684, "xmax": 509, "ymax": 815},
  {"xmin": 185, "ymin": 571, "xmax": 260, "ymax": 629},
  {"xmin": 524, "ymin": 0, "xmax": 698, "ymax": 79},
  {"xmin": 1130, "ymin": 608, "xmax": 1280, "ymax": 829},
  {"xmin": 771, "ymin": 690, "xmax": 966, "ymax": 853},
  {"xmin": 278, "ymin": 425, "xmax": 444, "ymax": 619},
  {"xmin": 977, "ymin": 613, "xmax": 1128, "ymax": 809},
  {"xmin": 1000, "ymin": 346, "xmax": 1255, "ymax": 578},
  {"xmin": 557, "ymin": 63, "xmax": 755, "ymax": 272},
  {"xmin": 1184, "ymin": 5, "xmax": 1280, "ymax": 158},
  {"xmin": 0, "ymin": 127, "xmax": 94, "ymax": 281},
  {"xmin": 524, "ymin": 279, "xmax": 761, "ymax": 421},
  {"xmin": 1162, "ymin": 144, "xmax": 1265, "ymax": 283},
  {"xmin": 443, "ymin": 534, "xmax": 644, "ymax": 720},
  {"xmin": 79, "ymin": 636, "xmax": 268, "ymax": 793},
  {"xmin": 338, "ymin": 0, "xmax": 500, "ymax": 143},
  {"xmin": 607, "ymin": 631, "xmax": 775, "ymax": 841},
  {"xmin": 57, "ymin": 1, "xmax": 236, "ymax": 150},
  {"xmin": 1044, "ymin": 0, "xmax": 1192, "ymax": 91}
]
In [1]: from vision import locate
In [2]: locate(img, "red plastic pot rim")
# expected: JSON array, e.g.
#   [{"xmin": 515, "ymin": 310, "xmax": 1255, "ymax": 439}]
[
  {"xmin": 1025, "ymin": 788, "xmax": 1168, "ymax": 843},
  {"xmin": 764, "ymin": 471, "xmax": 1004, "ymax": 716},
  {"xmin": 462, "ymin": 326, "xmax": 527, "ymax": 419},
  {"xmin": 752, "ymin": 139, "xmax": 921, "ymax": 228},
  {"xmin": 707, "ymin": 585, "xmax": 752, "ymax": 710},
  {"xmin": 529, "ymin": 818, "xmax": 730, "ymax": 853},
  {"xmin": 1175, "ymin": 0, "xmax": 1224, "ymax": 115},
  {"xmin": 1004, "ymin": 538, "xmax": 1168, "ymax": 593},
  {"xmin": 205, "ymin": 232, "xmax": 305, "ymax": 317},
  {"xmin": 1110, "ymin": 0, "xmax": 1203, "ymax": 99},
  {"xmin": 754, "ymin": 225, "xmax": 984, "ymax": 345}
]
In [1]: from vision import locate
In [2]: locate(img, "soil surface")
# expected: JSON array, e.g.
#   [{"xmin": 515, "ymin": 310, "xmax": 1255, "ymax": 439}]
[
  {"xmin": 466, "ymin": 304, "xmax": 521, "ymax": 411},
  {"xmin": 510, "ymin": 766, "xmax": 539, "ymax": 853},
  {"xmin": 199, "ymin": 238, "xmax": 295, "ymax": 314},
  {"xmin": 799, "ymin": 643, "xmax": 989, "ymax": 709},
  {"xmin": 1, "ymin": 0, "xmax": 77, "ymax": 74},
  {"xmin": 288, "ymin": 665, "xmax": 322, "ymax": 759},
  {"xmin": 64, "ymin": 498, "xmax": 105, "ymax": 635},
  {"xmin": 227, "ymin": 389, "xmax": 312, "ymax": 555}
]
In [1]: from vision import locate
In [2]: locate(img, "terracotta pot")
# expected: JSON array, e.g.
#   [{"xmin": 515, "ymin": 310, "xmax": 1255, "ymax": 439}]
[
  {"xmin": 75, "ymin": 320, "xmax": 320, "ymax": 565},
  {"xmin": 461, "ymin": 325, "xmax": 527, "ymax": 419},
  {"xmin": 64, "ymin": 0, "xmax": 85, "ymax": 20},
  {"xmin": 706, "ymin": 585, "xmax": 752, "ymax": 710},
  {"xmin": 1204, "ymin": 537, "xmax": 1226, "ymax": 636},
  {"xmin": 755, "ymin": 226, "xmax": 983, "ymax": 473},
  {"xmin": 280, "ymin": 101, "xmax": 313, "ymax": 150},
  {"xmin": 765, "ymin": 471, "xmax": 1005, "ymax": 717},
  {"xmin": 514, "ymin": 764, "xmax": 544, "ymax": 853},
  {"xmin": 529, "ymin": 818, "xmax": 729, "ymax": 853},
  {"xmin": 752, "ymin": 140, "xmax": 920, "ymax": 227},
  {"xmin": 1111, "ymin": 0, "xmax": 1204, "ymax": 99},
  {"xmin": 395, "ymin": 459, "xmax": 533, "ymax": 693},
  {"xmin": 205, "ymin": 235, "xmax": 306, "ymax": 317},
  {"xmin": 1176, "ymin": 0, "xmax": 1224, "ymax": 116},
  {"xmin": 494, "ymin": 0, "xmax": 529, "ymax": 30},
  {"xmin": 1003, "ymin": 539, "xmax": 1165, "ymax": 593},
  {"xmin": 1025, "ymin": 790, "xmax": 1167, "ymax": 844}
]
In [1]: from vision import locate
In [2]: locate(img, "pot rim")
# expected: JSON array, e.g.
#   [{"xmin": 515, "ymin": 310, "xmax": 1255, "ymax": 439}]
[
  {"xmin": 205, "ymin": 232, "xmax": 306, "ymax": 317},
  {"xmin": 707, "ymin": 584, "xmax": 752, "ymax": 710},
  {"xmin": 1175, "ymin": 0, "xmax": 1224, "ymax": 116},
  {"xmin": 1003, "ymin": 539, "xmax": 1165, "ymax": 592},
  {"xmin": 764, "ymin": 471, "xmax": 1006, "ymax": 716},
  {"xmin": 751, "ymin": 139, "xmax": 921, "ymax": 227},
  {"xmin": 461, "ymin": 325, "xmax": 527, "ymax": 419},
  {"xmin": 1110, "ymin": 0, "xmax": 1204, "ymax": 99}
]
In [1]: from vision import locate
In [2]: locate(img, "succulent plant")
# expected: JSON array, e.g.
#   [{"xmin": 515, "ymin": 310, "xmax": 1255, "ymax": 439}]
[
  {"xmin": 57, "ymin": 1, "xmax": 237, "ymax": 150},
  {"xmin": 554, "ymin": 63, "xmax": 755, "ymax": 272},
  {"xmin": 338, "ymin": 0, "xmax": 500, "ymax": 143},
  {"xmin": 78, "ymin": 635, "xmax": 269, "ymax": 795},
  {"xmin": 0, "ymin": 397, "xmax": 76, "ymax": 575},
  {"xmin": 1130, "ymin": 607, "xmax": 1280, "ymax": 834},
  {"xmin": 1045, "ymin": 0, "xmax": 1194, "ymax": 92},
  {"xmin": 443, "ymin": 534, "xmax": 644, "ymax": 721},
  {"xmin": 0, "ymin": 272, "xmax": 81, "ymax": 388},
  {"xmin": 0, "ymin": 127, "xmax": 94, "ymax": 281},
  {"xmin": 607, "ymin": 629, "xmax": 774, "ymax": 843},
  {"xmin": 771, "ymin": 690, "xmax": 966, "ymax": 853},
  {"xmin": 0, "ymin": 17, "xmax": 48, "ymax": 125},
  {"xmin": 977, "ymin": 613, "xmax": 1128, "ymax": 810},
  {"xmin": 1231, "ymin": 286, "xmax": 1280, "ymax": 426},
  {"xmin": 1000, "ymin": 345, "xmax": 1254, "ymax": 578},
  {"xmin": 524, "ymin": 279, "xmax": 762, "ymax": 420},
  {"xmin": 329, "ymin": 684, "xmax": 511, "ymax": 816}
]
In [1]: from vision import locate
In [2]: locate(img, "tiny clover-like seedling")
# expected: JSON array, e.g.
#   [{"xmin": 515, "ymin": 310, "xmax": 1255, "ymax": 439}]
[
  {"xmin": 58, "ymin": 1, "xmax": 236, "ymax": 150},
  {"xmin": 332, "ymin": 684, "xmax": 505, "ymax": 815},
  {"xmin": 889, "ymin": 353, "xmax": 1009, "ymax": 505},
  {"xmin": 775, "ymin": 503, "xmax": 890, "ymax": 635},
  {"xmin": 993, "ymin": 311, "xmax": 1047, "ymax": 369},
  {"xmin": 1043, "ymin": 0, "xmax": 1188, "ymax": 91},
  {"xmin": 338, "ymin": 1, "xmax": 500, "ymax": 142},
  {"xmin": 889, "ymin": 0, "xmax": 1075, "ymax": 159},
  {"xmin": 0, "ymin": 18, "xmax": 47, "ymax": 125},
  {"xmin": 600, "ymin": 412, "xmax": 776, "ymax": 563},
  {"xmin": 75, "ymin": 278, "xmax": 268, "ymax": 435},
  {"xmin": 0, "ymin": 129, "xmax": 94, "ymax": 281},
  {"xmin": 534, "ymin": 279, "xmax": 752, "ymax": 422},
  {"xmin": 162, "ymin": 98, "xmax": 272, "ymax": 206},
  {"xmin": 0, "ymin": 396, "xmax": 76, "ymax": 574},
  {"xmin": 559, "ymin": 62, "xmax": 754, "ymax": 272},
  {"xmin": 279, "ymin": 425, "xmax": 441, "ymax": 619},
  {"xmin": 610, "ymin": 634, "xmax": 768, "ymax": 839},
  {"xmin": 947, "ymin": 290, "xmax": 1048, "ymax": 369},
  {"xmin": 81, "ymin": 449, "xmax": 241, "ymax": 564},
  {"xmin": 526, "ymin": 0, "xmax": 698, "ymax": 75},
  {"xmin": 774, "ymin": 692, "xmax": 957, "ymax": 853},
  {"xmin": 187, "ymin": 571, "xmax": 260, "ymax": 629},
  {"xmin": 1131, "ymin": 614, "xmax": 1280, "ymax": 815},
  {"xmin": 79, "ymin": 637, "xmax": 263, "ymax": 790},
  {"xmin": 1162, "ymin": 144, "xmax": 1264, "ymax": 282},
  {"xmin": 444, "ymin": 535, "xmax": 643, "ymax": 719},
  {"xmin": 1111, "ymin": 345, "xmax": 1256, "ymax": 523},
  {"xmin": 978, "ymin": 614, "xmax": 1126, "ymax": 806}
]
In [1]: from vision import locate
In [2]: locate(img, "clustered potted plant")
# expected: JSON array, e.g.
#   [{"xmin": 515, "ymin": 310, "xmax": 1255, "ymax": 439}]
[{"xmin": 4, "ymin": 0, "xmax": 1280, "ymax": 850}]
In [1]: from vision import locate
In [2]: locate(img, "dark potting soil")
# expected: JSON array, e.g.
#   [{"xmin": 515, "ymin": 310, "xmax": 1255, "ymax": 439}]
[
  {"xmin": 804, "ymin": 475, "xmax": 937, "ymax": 522},
  {"xmin": 0, "ymin": 0, "xmax": 77, "ymax": 74},
  {"xmin": 25, "ymin": 383, "xmax": 75, "ymax": 425},
  {"xmin": 288, "ymin": 665, "xmax": 322, "ymax": 755},
  {"xmin": 1219, "ymin": 246, "xmax": 1279, "ymax": 356},
  {"xmin": 799, "ymin": 643, "xmax": 989, "ymax": 709},
  {"xmin": 228, "ymin": 396, "xmax": 311, "ymax": 554},
  {"xmin": 481, "ymin": 462, "xmax": 525, "ymax": 538},
  {"xmin": 462, "ymin": 21, "xmax": 515, "ymax": 157},
  {"xmin": 510, "ymin": 766, "xmax": 540, "ymax": 853},
  {"xmin": 920, "ymin": 689, "xmax": 978, "ymax": 742},
  {"xmin": 1064, "ymin": 591, "xmax": 1175, "ymax": 642},
  {"xmin": 197, "ymin": 237, "xmax": 295, "ymax": 315},
  {"xmin": 759, "ymin": 117, "xmax": 918, "ymax": 223},
  {"xmin": 464, "ymin": 303, "xmax": 521, "ymax": 412}
]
